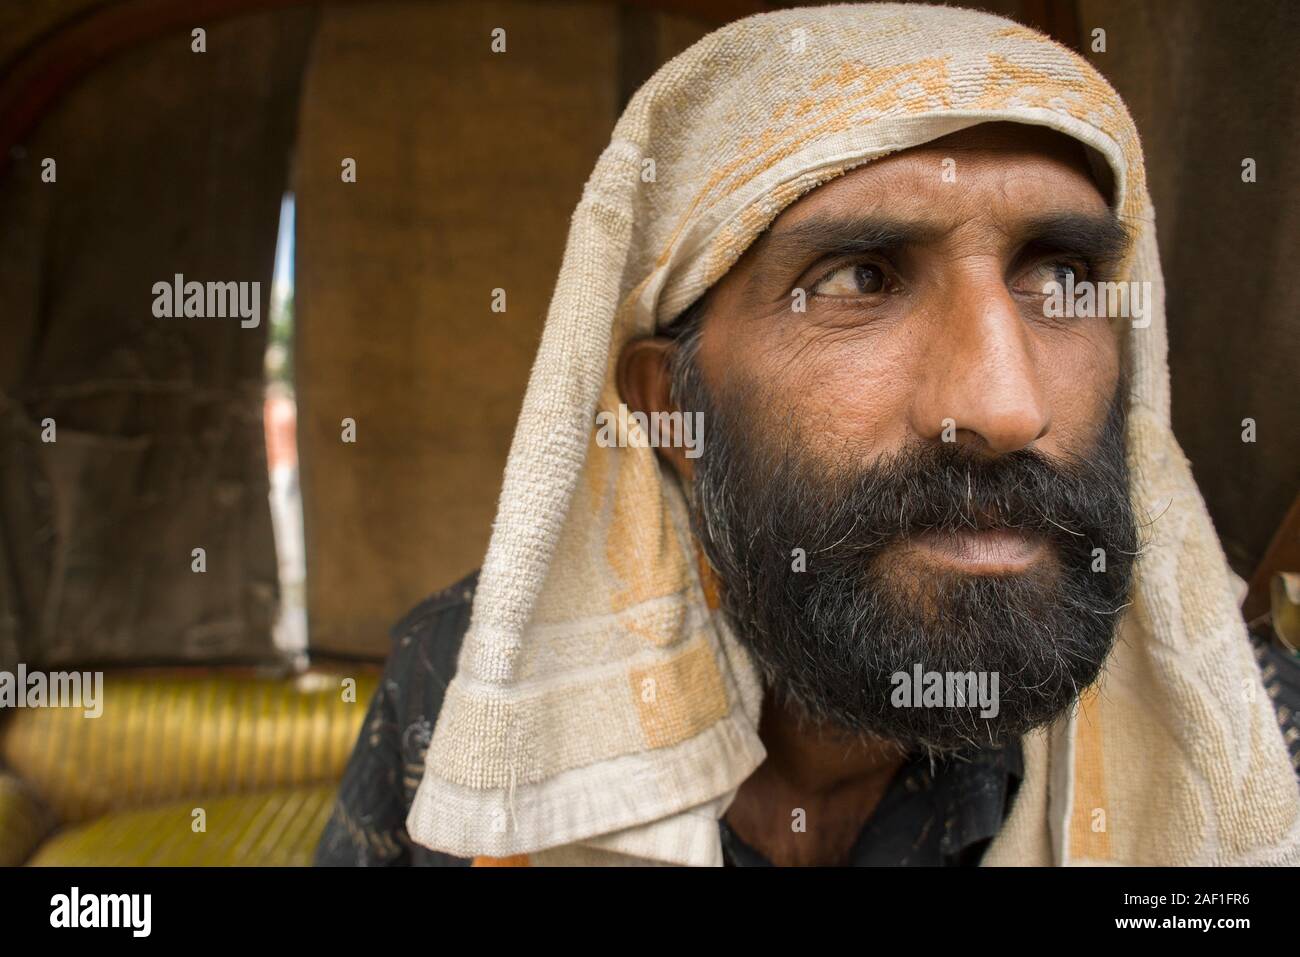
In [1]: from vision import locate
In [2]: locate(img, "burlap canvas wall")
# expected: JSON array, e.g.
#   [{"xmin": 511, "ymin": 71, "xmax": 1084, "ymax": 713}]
[
  {"xmin": 1078, "ymin": 0, "xmax": 1299, "ymax": 578},
  {"xmin": 0, "ymin": 9, "xmax": 317, "ymax": 668},
  {"xmin": 294, "ymin": 0, "xmax": 707, "ymax": 659}
]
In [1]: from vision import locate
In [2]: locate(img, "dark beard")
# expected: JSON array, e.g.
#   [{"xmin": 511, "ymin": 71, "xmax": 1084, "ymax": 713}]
[{"xmin": 674, "ymin": 360, "xmax": 1138, "ymax": 755}]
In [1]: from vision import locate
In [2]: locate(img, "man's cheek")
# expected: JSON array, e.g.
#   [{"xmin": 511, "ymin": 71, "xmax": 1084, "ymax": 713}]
[
  {"xmin": 1038, "ymin": 332, "xmax": 1120, "ymax": 448},
  {"xmin": 739, "ymin": 323, "xmax": 948, "ymax": 461},
  {"xmin": 793, "ymin": 356, "xmax": 912, "ymax": 459}
]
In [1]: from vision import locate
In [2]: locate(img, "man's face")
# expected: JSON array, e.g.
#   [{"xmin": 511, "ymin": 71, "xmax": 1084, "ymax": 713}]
[{"xmin": 661, "ymin": 123, "xmax": 1138, "ymax": 753}]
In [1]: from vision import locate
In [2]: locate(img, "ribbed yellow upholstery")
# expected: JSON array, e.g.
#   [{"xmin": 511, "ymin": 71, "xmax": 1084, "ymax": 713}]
[
  {"xmin": 1, "ymin": 670, "xmax": 378, "ymax": 823},
  {"xmin": 27, "ymin": 785, "xmax": 338, "ymax": 866}
]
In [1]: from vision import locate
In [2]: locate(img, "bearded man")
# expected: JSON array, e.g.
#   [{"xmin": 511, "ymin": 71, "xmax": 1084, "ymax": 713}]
[{"xmin": 317, "ymin": 4, "xmax": 1300, "ymax": 867}]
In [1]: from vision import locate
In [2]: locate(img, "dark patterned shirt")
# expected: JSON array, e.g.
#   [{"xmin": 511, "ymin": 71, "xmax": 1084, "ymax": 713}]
[
  {"xmin": 314, "ymin": 570, "xmax": 1022, "ymax": 867},
  {"xmin": 719, "ymin": 744, "xmax": 1022, "ymax": 866}
]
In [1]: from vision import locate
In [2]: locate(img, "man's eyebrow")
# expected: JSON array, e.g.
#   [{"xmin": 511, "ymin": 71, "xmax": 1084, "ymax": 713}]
[
  {"xmin": 754, "ymin": 214, "xmax": 942, "ymax": 276},
  {"xmin": 1017, "ymin": 211, "xmax": 1132, "ymax": 265}
]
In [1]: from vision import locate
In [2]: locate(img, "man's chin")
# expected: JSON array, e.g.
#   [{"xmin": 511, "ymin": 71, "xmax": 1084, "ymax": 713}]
[
  {"xmin": 789, "ymin": 682, "xmax": 1084, "ymax": 757},
  {"xmin": 751, "ymin": 565, "xmax": 1113, "ymax": 755}
]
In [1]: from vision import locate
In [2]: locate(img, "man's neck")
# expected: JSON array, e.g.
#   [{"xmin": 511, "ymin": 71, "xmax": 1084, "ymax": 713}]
[{"xmin": 723, "ymin": 691, "xmax": 906, "ymax": 866}]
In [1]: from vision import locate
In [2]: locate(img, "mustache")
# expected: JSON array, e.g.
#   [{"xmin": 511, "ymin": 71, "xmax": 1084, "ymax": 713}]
[
  {"xmin": 695, "ymin": 389, "xmax": 1135, "ymax": 567},
  {"xmin": 806, "ymin": 443, "xmax": 1128, "ymax": 557}
]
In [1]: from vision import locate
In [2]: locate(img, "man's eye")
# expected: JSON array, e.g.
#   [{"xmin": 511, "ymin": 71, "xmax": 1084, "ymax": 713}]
[
  {"xmin": 1022, "ymin": 259, "xmax": 1086, "ymax": 293},
  {"xmin": 811, "ymin": 263, "xmax": 888, "ymax": 297}
]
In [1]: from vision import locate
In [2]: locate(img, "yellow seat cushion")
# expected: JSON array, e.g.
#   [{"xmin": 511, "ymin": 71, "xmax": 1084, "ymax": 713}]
[
  {"xmin": 27, "ymin": 785, "xmax": 337, "ymax": 866},
  {"xmin": 0, "ymin": 772, "xmax": 55, "ymax": 866},
  {"xmin": 1, "ymin": 669, "xmax": 377, "ymax": 823}
]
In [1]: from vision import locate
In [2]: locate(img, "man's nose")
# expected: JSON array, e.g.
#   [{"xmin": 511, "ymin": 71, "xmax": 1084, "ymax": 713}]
[{"xmin": 910, "ymin": 277, "xmax": 1050, "ymax": 455}]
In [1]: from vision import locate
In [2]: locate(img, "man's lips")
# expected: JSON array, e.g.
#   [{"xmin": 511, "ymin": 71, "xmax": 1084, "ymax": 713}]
[{"xmin": 905, "ymin": 527, "xmax": 1048, "ymax": 574}]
